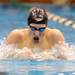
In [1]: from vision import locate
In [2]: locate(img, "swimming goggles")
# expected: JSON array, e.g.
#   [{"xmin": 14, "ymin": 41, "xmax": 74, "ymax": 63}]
[{"xmin": 30, "ymin": 26, "xmax": 46, "ymax": 32}]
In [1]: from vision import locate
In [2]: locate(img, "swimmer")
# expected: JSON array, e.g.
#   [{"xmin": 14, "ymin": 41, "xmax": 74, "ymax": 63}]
[{"xmin": 6, "ymin": 7, "xmax": 65, "ymax": 59}]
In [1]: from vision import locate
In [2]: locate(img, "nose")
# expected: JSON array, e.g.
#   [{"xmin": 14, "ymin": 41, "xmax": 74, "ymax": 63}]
[{"xmin": 34, "ymin": 30, "xmax": 40, "ymax": 36}]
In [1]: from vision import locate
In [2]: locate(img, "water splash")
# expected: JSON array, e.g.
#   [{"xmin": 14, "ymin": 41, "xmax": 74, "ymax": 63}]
[{"xmin": 0, "ymin": 38, "xmax": 75, "ymax": 61}]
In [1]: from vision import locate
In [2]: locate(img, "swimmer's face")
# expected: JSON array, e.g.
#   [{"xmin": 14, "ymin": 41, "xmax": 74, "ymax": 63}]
[{"xmin": 29, "ymin": 23, "xmax": 47, "ymax": 42}]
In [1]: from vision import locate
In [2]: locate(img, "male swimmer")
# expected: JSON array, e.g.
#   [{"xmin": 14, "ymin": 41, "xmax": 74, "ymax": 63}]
[{"xmin": 6, "ymin": 7, "xmax": 65, "ymax": 59}]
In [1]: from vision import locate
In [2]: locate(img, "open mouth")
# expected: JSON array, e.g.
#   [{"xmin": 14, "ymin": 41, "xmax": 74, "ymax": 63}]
[{"xmin": 33, "ymin": 37, "xmax": 39, "ymax": 41}]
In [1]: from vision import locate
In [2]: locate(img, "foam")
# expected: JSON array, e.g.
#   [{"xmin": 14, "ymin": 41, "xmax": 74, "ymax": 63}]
[{"xmin": 0, "ymin": 38, "xmax": 75, "ymax": 61}]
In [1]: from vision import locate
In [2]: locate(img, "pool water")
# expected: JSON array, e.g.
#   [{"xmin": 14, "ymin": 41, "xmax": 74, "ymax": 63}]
[
  {"xmin": 0, "ymin": 4, "xmax": 75, "ymax": 75},
  {"xmin": 0, "ymin": 60, "xmax": 75, "ymax": 75}
]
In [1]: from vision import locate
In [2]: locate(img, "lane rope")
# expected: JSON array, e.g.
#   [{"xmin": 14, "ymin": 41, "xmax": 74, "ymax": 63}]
[{"xmin": 46, "ymin": 12, "xmax": 75, "ymax": 29}]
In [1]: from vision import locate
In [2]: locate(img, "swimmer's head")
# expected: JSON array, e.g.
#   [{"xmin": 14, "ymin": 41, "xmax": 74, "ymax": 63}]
[
  {"xmin": 28, "ymin": 7, "xmax": 48, "ymax": 43},
  {"xmin": 28, "ymin": 7, "xmax": 48, "ymax": 26}
]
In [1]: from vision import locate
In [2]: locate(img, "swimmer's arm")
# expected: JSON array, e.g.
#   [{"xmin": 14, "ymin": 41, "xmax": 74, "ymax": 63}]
[
  {"xmin": 52, "ymin": 29, "xmax": 65, "ymax": 45},
  {"xmin": 6, "ymin": 30, "xmax": 24, "ymax": 44}
]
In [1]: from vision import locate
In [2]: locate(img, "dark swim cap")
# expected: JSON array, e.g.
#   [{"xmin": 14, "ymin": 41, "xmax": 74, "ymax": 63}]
[{"xmin": 28, "ymin": 7, "xmax": 48, "ymax": 25}]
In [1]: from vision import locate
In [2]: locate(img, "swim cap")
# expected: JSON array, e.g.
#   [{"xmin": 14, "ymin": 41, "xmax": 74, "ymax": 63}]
[{"xmin": 28, "ymin": 7, "xmax": 48, "ymax": 25}]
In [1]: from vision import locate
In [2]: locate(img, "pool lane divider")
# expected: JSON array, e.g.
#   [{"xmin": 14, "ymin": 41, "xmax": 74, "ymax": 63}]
[{"xmin": 46, "ymin": 12, "xmax": 75, "ymax": 29}]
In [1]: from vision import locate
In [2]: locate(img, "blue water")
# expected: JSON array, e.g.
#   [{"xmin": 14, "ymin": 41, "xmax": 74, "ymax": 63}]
[
  {"xmin": 0, "ymin": 60, "xmax": 75, "ymax": 75},
  {"xmin": 0, "ymin": 4, "xmax": 75, "ymax": 75}
]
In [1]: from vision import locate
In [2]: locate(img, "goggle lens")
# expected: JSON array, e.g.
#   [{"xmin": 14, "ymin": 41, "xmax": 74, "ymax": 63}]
[{"xmin": 30, "ymin": 26, "xmax": 46, "ymax": 32}]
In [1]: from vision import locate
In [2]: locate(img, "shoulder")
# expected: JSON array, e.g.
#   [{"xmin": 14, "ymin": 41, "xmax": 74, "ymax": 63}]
[
  {"xmin": 46, "ymin": 28, "xmax": 63, "ymax": 36},
  {"xmin": 45, "ymin": 28, "xmax": 64, "ymax": 40},
  {"xmin": 51, "ymin": 29, "xmax": 64, "ymax": 40},
  {"xmin": 51, "ymin": 29, "xmax": 63, "ymax": 35},
  {"xmin": 9, "ymin": 28, "xmax": 28, "ymax": 36},
  {"xmin": 45, "ymin": 28, "xmax": 64, "ymax": 44},
  {"xmin": 7, "ymin": 28, "xmax": 29, "ymax": 42}
]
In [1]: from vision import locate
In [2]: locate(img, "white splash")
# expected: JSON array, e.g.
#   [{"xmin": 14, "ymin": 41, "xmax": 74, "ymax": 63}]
[{"xmin": 0, "ymin": 38, "xmax": 75, "ymax": 61}]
